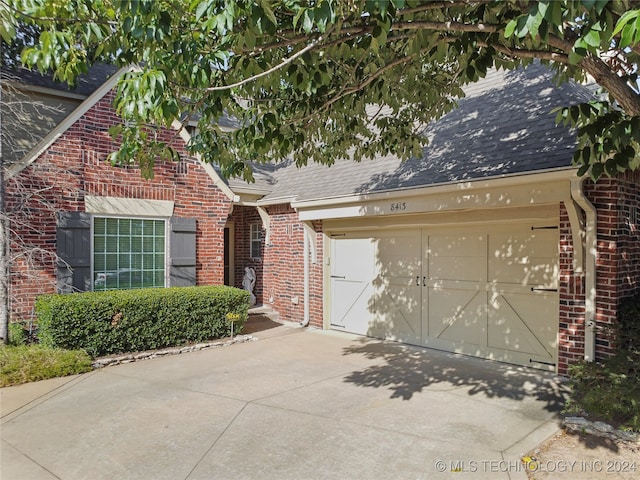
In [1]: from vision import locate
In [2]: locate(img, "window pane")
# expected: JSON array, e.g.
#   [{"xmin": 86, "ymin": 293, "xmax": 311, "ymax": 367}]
[
  {"xmin": 131, "ymin": 220, "xmax": 144, "ymax": 235},
  {"xmin": 119, "ymin": 220, "xmax": 131, "ymax": 236},
  {"xmin": 94, "ymin": 217, "xmax": 166, "ymax": 291},
  {"xmin": 94, "ymin": 218, "xmax": 106, "ymax": 235},
  {"xmin": 105, "ymin": 218, "xmax": 119, "ymax": 234}
]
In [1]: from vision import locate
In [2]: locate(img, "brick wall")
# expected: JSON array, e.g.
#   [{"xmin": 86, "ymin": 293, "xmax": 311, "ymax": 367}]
[
  {"xmin": 7, "ymin": 90, "xmax": 232, "ymax": 321},
  {"xmin": 558, "ymin": 203, "xmax": 585, "ymax": 375},
  {"xmin": 229, "ymin": 204, "xmax": 324, "ymax": 326},
  {"xmin": 616, "ymin": 170, "xmax": 640, "ymax": 300},
  {"xmin": 558, "ymin": 171, "xmax": 640, "ymax": 373},
  {"xmin": 228, "ymin": 206, "xmax": 265, "ymax": 304}
]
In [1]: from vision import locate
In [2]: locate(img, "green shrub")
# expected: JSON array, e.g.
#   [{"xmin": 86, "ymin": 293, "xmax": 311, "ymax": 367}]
[
  {"xmin": 0, "ymin": 345, "xmax": 93, "ymax": 387},
  {"xmin": 566, "ymin": 294, "xmax": 640, "ymax": 431},
  {"xmin": 35, "ymin": 286, "xmax": 250, "ymax": 357},
  {"xmin": 8, "ymin": 322, "xmax": 27, "ymax": 346}
]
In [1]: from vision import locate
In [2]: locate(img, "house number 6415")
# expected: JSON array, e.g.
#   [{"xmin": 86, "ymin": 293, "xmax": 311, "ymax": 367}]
[{"xmin": 390, "ymin": 202, "xmax": 407, "ymax": 212}]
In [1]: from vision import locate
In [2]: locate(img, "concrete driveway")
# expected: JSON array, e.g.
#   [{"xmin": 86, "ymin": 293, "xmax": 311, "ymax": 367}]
[{"xmin": 1, "ymin": 322, "xmax": 568, "ymax": 480}]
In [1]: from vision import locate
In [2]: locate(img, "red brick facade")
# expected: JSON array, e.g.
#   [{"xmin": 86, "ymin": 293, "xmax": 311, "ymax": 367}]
[
  {"xmin": 7, "ymin": 80, "xmax": 639, "ymax": 377},
  {"xmin": 7, "ymin": 91, "xmax": 233, "ymax": 321},
  {"xmin": 228, "ymin": 204, "xmax": 323, "ymax": 326},
  {"xmin": 557, "ymin": 171, "xmax": 640, "ymax": 374}
]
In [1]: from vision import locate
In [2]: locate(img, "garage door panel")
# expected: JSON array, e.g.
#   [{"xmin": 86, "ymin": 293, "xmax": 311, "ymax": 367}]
[
  {"xmin": 330, "ymin": 237, "xmax": 376, "ymax": 335},
  {"xmin": 488, "ymin": 292, "xmax": 557, "ymax": 361},
  {"xmin": 332, "ymin": 237, "xmax": 375, "ymax": 280},
  {"xmin": 330, "ymin": 280, "xmax": 374, "ymax": 333},
  {"xmin": 330, "ymin": 218, "xmax": 559, "ymax": 372},
  {"xmin": 374, "ymin": 283, "xmax": 421, "ymax": 343},
  {"xmin": 429, "ymin": 257, "xmax": 486, "ymax": 282},
  {"xmin": 429, "ymin": 233, "xmax": 486, "ymax": 256},
  {"xmin": 428, "ymin": 233, "xmax": 485, "ymax": 282},
  {"xmin": 489, "ymin": 231, "xmax": 558, "ymax": 286},
  {"xmin": 377, "ymin": 231, "xmax": 421, "ymax": 278},
  {"xmin": 427, "ymin": 287, "xmax": 485, "ymax": 345}
]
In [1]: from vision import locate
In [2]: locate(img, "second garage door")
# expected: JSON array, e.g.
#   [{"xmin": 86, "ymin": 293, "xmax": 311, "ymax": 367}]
[{"xmin": 330, "ymin": 221, "xmax": 559, "ymax": 370}]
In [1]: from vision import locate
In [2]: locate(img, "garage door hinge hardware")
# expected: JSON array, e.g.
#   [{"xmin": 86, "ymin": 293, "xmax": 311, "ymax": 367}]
[
  {"xmin": 531, "ymin": 287, "xmax": 558, "ymax": 292},
  {"xmin": 331, "ymin": 233, "xmax": 346, "ymax": 237},
  {"xmin": 331, "ymin": 275, "xmax": 346, "ymax": 279},
  {"xmin": 531, "ymin": 225, "xmax": 558, "ymax": 230},
  {"xmin": 529, "ymin": 359, "xmax": 556, "ymax": 367}
]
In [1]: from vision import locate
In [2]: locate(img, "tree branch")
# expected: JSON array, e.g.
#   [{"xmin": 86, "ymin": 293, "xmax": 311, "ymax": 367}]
[
  {"xmin": 547, "ymin": 35, "xmax": 640, "ymax": 115},
  {"xmin": 205, "ymin": 38, "xmax": 321, "ymax": 92},
  {"xmin": 478, "ymin": 41, "xmax": 569, "ymax": 63},
  {"xmin": 391, "ymin": 20, "xmax": 499, "ymax": 33}
]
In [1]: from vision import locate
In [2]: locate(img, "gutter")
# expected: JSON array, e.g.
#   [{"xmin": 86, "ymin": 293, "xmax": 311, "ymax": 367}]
[
  {"xmin": 570, "ymin": 178, "xmax": 597, "ymax": 362},
  {"xmin": 291, "ymin": 167, "xmax": 576, "ymax": 210},
  {"xmin": 301, "ymin": 230, "xmax": 310, "ymax": 327},
  {"xmin": 300, "ymin": 222, "xmax": 317, "ymax": 327}
]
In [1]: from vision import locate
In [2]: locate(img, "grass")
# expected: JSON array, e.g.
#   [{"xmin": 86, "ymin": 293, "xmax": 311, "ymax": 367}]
[
  {"xmin": 0, "ymin": 345, "xmax": 93, "ymax": 387},
  {"xmin": 564, "ymin": 294, "xmax": 640, "ymax": 432}
]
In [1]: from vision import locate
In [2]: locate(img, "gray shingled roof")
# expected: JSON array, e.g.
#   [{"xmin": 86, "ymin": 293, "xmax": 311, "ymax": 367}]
[
  {"xmin": 1, "ymin": 64, "xmax": 119, "ymax": 166},
  {"xmin": 2, "ymin": 63, "xmax": 118, "ymax": 96},
  {"xmin": 230, "ymin": 62, "xmax": 592, "ymax": 203}
]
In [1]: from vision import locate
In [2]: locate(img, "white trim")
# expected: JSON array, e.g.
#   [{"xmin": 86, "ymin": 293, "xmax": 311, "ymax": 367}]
[
  {"xmin": 302, "ymin": 221, "xmax": 317, "ymax": 263},
  {"xmin": 571, "ymin": 178, "xmax": 597, "ymax": 362},
  {"xmin": 85, "ymin": 196, "xmax": 174, "ymax": 217},
  {"xmin": 256, "ymin": 206, "xmax": 271, "ymax": 245},
  {"xmin": 292, "ymin": 167, "xmax": 577, "ymax": 210},
  {"xmin": 256, "ymin": 195, "xmax": 297, "ymax": 206},
  {"xmin": 298, "ymin": 175, "xmax": 575, "ymax": 222},
  {"xmin": 3, "ymin": 80, "xmax": 88, "ymax": 100},
  {"xmin": 250, "ymin": 222, "xmax": 263, "ymax": 259}
]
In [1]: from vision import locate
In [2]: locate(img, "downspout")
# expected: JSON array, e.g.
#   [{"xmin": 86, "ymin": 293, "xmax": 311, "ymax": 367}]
[
  {"xmin": 302, "ymin": 231, "xmax": 310, "ymax": 327},
  {"xmin": 570, "ymin": 178, "xmax": 597, "ymax": 362},
  {"xmin": 300, "ymin": 222, "xmax": 317, "ymax": 327}
]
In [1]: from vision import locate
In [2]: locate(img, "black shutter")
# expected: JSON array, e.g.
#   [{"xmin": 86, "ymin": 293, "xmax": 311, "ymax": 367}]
[
  {"xmin": 56, "ymin": 212, "xmax": 91, "ymax": 293},
  {"xmin": 169, "ymin": 217, "xmax": 196, "ymax": 287}
]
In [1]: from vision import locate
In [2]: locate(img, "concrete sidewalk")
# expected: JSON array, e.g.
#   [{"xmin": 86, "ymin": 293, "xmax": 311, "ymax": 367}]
[{"xmin": 1, "ymin": 324, "xmax": 568, "ymax": 480}]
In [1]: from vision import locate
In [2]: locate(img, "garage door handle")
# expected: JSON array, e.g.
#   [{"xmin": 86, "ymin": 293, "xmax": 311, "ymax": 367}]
[
  {"xmin": 531, "ymin": 287, "xmax": 558, "ymax": 292},
  {"xmin": 416, "ymin": 276, "xmax": 420, "ymax": 286},
  {"xmin": 423, "ymin": 276, "xmax": 427, "ymax": 287},
  {"xmin": 331, "ymin": 275, "xmax": 346, "ymax": 279}
]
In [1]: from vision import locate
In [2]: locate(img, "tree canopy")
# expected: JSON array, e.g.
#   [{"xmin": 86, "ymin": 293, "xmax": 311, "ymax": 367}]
[{"xmin": 1, "ymin": 0, "xmax": 640, "ymax": 180}]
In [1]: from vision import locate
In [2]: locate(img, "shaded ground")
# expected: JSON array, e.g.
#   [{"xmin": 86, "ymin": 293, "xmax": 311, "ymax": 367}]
[
  {"xmin": 240, "ymin": 313, "xmax": 282, "ymax": 335},
  {"xmin": 526, "ymin": 429, "xmax": 639, "ymax": 479}
]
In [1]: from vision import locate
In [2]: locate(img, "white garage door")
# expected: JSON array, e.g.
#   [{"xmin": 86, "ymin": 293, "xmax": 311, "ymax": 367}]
[{"xmin": 330, "ymin": 222, "xmax": 559, "ymax": 370}]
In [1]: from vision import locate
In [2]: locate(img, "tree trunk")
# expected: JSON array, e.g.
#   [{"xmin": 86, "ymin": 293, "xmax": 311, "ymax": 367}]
[
  {"xmin": 0, "ymin": 147, "xmax": 9, "ymax": 345},
  {"xmin": 547, "ymin": 35, "xmax": 640, "ymax": 116}
]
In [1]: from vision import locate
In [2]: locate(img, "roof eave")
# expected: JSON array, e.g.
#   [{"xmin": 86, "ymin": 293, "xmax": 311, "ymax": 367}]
[{"xmin": 291, "ymin": 166, "xmax": 578, "ymax": 209}]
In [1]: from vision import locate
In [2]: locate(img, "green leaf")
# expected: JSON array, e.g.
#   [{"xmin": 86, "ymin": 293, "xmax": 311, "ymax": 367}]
[
  {"xmin": 583, "ymin": 29, "xmax": 602, "ymax": 48},
  {"xmin": 261, "ymin": 2, "xmax": 278, "ymax": 28},
  {"xmin": 612, "ymin": 9, "xmax": 640, "ymax": 37},
  {"xmin": 504, "ymin": 19, "xmax": 517, "ymax": 38},
  {"xmin": 590, "ymin": 162, "xmax": 604, "ymax": 180},
  {"xmin": 195, "ymin": 1, "xmax": 210, "ymax": 21}
]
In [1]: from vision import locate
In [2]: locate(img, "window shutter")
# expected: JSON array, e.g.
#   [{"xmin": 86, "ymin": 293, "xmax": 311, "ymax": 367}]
[
  {"xmin": 169, "ymin": 217, "xmax": 197, "ymax": 287},
  {"xmin": 56, "ymin": 211, "xmax": 92, "ymax": 293}
]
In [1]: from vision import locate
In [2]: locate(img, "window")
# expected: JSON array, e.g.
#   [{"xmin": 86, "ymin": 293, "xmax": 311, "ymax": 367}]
[
  {"xmin": 93, "ymin": 217, "xmax": 166, "ymax": 290},
  {"xmin": 250, "ymin": 223, "xmax": 262, "ymax": 259}
]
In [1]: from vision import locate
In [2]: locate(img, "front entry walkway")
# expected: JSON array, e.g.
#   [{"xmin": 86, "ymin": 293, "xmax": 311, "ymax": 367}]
[{"xmin": 1, "ymin": 323, "xmax": 568, "ymax": 480}]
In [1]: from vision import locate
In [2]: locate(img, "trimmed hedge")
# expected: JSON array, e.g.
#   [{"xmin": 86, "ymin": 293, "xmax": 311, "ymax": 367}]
[{"xmin": 35, "ymin": 286, "xmax": 250, "ymax": 358}]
